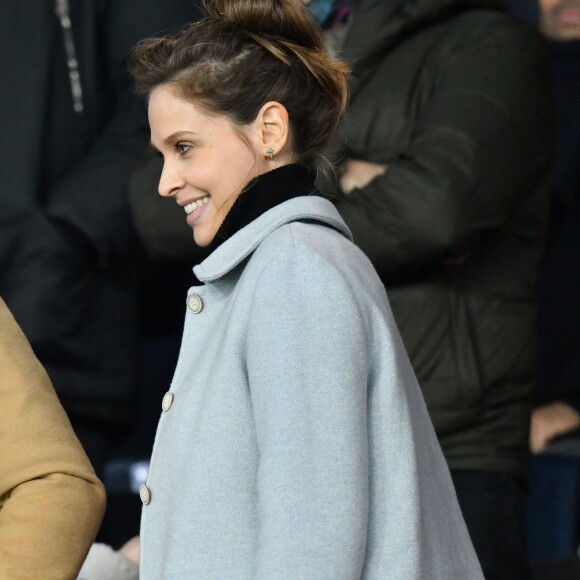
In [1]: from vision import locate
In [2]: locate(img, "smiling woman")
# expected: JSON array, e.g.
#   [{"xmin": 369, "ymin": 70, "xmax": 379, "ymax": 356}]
[
  {"xmin": 128, "ymin": 1, "xmax": 483, "ymax": 578},
  {"xmin": 148, "ymin": 88, "xmax": 293, "ymax": 246},
  {"xmin": 136, "ymin": 0, "xmax": 348, "ymax": 249}
]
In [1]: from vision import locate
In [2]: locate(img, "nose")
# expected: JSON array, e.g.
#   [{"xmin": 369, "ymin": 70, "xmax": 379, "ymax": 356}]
[{"xmin": 158, "ymin": 160, "xmax": 185, "ymax": 198}]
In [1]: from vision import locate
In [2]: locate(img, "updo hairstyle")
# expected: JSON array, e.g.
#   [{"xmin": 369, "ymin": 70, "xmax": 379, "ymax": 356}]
[{"xmin": 129, "ymin": 0, "xmax": 350, "ymax": 183}]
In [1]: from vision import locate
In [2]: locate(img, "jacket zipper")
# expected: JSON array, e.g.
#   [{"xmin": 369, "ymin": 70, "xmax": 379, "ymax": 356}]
[{"xmin": 54, "ymin": 0, "xmax": 84, "ymax": 113}]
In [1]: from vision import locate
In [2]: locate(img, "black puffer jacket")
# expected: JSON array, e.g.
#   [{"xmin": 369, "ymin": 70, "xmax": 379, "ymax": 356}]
[
  {"xmin": 336, "ymin": 0, "xmax": 554, "ymax": 479},
  {"xmin": 0, "ymin": 0, "xmax": 201, "ymax": 426}
]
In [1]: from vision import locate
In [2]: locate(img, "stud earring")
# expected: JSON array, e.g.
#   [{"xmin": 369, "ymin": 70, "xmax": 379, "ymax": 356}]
[{"xmin": 266, "ymin": 147, "xmax": 275, "ymax": 159}]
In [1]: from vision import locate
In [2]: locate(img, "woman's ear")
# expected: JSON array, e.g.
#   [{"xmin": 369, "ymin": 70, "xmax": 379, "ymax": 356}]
[{"xmin": 253, "ymin": 101, "xmax": 292, "ymax": 162}]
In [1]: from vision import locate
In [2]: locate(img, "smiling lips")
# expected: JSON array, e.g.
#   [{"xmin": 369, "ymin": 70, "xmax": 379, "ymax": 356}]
[{"xmin": 184, "ymin": 196, "xmax": 210, "ymax": 215}]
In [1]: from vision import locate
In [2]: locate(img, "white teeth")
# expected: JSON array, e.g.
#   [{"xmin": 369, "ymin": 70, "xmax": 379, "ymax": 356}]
[{"xmin": 184, "ymin": 196, "xmax": 210, "ymax": 214}]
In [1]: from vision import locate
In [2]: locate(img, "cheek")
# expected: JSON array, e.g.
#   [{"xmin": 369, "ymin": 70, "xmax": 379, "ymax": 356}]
[
  {"xmin": 183, "ymin": 156, "xmax": 219, "ymax": 190},
  {"xmin": 231, "ymin": 146, "xmax": 261, "ymax": 182}
]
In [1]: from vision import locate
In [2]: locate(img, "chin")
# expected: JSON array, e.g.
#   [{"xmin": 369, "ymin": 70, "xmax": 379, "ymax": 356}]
[
  {"xmin": 193, "ymin": 229, "xmax": 212, "ymax": 248},
  {"xmin": 194, "ymin": 236, "xmax": 211, "ymax": 248}
]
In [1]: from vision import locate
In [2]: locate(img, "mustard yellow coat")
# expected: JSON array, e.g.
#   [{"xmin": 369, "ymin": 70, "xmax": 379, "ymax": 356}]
[{"xmin": 0, "ymin": 298, "xmax": 106, "ymax": 579}]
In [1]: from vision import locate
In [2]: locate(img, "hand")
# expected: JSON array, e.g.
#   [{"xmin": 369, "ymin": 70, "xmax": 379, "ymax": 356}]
[
  {"xmin": 340, "ymin": 159, "xmax": 388, "ymax": 194},
  {"xmin": 78, "ymin": 541, "xmax": 140, "ymax": 578},
  {"xmin": 120, "ymin": 535, "xmax": 140, "ymax": 564},
  {"xmin": 529, "ymin": 401, "xmax": 580, "ymax": 454}
]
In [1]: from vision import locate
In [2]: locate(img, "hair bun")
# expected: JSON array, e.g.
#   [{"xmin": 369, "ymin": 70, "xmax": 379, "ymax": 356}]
[{"xmin": 204, "ymin": 0, "xmax": 324, "ymax": 49}]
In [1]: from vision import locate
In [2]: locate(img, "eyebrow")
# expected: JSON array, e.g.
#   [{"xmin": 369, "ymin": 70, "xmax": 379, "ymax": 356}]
[{"xmin": 149, "ymin": 131, "xmax": 198, "ymax": 151}]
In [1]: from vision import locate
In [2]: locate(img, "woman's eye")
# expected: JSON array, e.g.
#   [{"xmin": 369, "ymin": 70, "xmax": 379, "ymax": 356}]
[{"xmin": 177, "ymin": 143, "xmax": 191, "ymax": 155}]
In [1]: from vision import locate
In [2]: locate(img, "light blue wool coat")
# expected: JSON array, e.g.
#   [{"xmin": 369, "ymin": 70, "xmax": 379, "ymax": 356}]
[{"xmin": 140, "ymin": 196, "xmax": 483, "ymax": 579}]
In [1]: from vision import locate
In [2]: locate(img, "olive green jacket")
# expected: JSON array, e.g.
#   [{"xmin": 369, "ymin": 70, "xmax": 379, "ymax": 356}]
[{"xmin": 335, "ymin": 0, "xmax": 554, "ymax": 478}]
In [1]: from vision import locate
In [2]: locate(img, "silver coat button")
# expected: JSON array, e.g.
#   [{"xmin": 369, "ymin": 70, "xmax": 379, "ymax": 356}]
[
  {"xmin": 187, "ymin": 293, "xmax": 203, "ymax": 314},
  {"xmin": 139, "ymin": 484, "xmax": 151, "ymax": 505},
  {"xmin": 162, "ymin": 391, "xmax": 174, "ymax": 412}
]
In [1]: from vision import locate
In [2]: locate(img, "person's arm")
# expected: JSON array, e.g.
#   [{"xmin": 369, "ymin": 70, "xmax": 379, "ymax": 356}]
[
  {"xmin": 338, "ymin": 22, "xmax": 554, "ymax": 280},
  {"xmin": 246, "ymin": 247, "xmax": 369, "ymax": 578},
  {"xmin": 0, "ymin": 298, "xmax": 106, "ymax": 580}
]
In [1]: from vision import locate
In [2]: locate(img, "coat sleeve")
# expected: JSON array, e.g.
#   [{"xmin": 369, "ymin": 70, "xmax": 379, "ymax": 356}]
[
  {"xmin": 46, "ymin": 0, "xmax": 203, "ymax": 266},
  {"xmin": 338, "ymin": 21, "xmax": 554, "ymax": 280},
  {"xmin": 0, "ymin": 298, "xmax": 106, "ymax": 580},
  {"xmin": 246, "ymin": 247, "xmax": 369, "ymax": 579}
]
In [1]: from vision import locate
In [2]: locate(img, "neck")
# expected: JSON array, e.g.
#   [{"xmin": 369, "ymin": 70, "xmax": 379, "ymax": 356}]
[{"xmin": 207, "ymin": 164, "xmax": 319, "ymax": 253}]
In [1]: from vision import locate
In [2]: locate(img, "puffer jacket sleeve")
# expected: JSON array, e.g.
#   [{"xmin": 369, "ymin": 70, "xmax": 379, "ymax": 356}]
[
  {"xmin": 246, "ymin": 246, "xmax": 369, "ymax": 579},
  {"xmin": 338, "ymin": 19, "xmax": 554, "ymax": 280},
  {"xmin": 0, "ymin": 298, "xmax": 106, "ymax": 580}
]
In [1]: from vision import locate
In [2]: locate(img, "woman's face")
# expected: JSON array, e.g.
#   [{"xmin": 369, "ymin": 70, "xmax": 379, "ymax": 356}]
[{"xmin": 149, "ymin": 86, "xmax": 269, "ymax": 247}]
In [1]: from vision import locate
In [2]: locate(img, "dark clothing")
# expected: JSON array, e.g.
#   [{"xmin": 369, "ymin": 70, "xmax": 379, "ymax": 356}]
[
  {"xmin": 335, "ymin": 0, "xmax": 554, "ymax": 481},
  {"xmin": 547, "ymin": 42, "xmax": 580, "ymax": 212},
  {"xmin": 539, "ymin": 211, "xmax": 580, "ymax": 412},
  {"xmin": 452, "ymin": 471, "xmax": 531, "ymax": 580},
  {"xmin": 537, "ymin": 42, "xmax": 580, "ymax": 413},
  {"xmin": 0, "ymin": 0, "xmax": 201, "ymax": 427}
]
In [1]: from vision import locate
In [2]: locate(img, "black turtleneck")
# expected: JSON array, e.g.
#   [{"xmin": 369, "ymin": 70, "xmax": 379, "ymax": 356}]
[{"xmin": 207, "ymin": 163, "xmax": 319, "ymax": 253}]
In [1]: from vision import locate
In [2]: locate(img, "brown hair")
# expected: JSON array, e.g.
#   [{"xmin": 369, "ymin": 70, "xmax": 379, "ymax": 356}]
[{"xmin": 129, "ymin": 0, "xmax": 350, "ymax": 186}]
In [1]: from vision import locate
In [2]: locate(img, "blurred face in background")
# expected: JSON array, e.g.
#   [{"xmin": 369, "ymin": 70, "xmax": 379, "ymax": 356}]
[{"xmin": 539, "ymin": 0, "xmax": 580, "ymax": 40}]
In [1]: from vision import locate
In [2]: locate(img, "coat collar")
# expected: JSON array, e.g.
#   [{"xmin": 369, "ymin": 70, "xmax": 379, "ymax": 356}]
[{"xmin": 193, "ymin": 196, "xmax": 352, "ymax": 282}]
